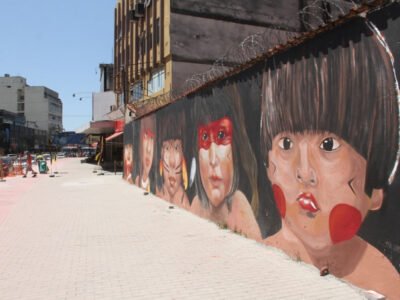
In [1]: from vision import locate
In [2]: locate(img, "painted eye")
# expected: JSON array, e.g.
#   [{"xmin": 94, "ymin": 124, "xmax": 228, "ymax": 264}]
[
  {"xmin": 217, "ymin": 130, "xmax": 225, "ymax": 140},
  {"xmin": 320, "ymin": 137, "xmax": 340, "ymax": 151},
  {"xmin": 278, "ymin": 137, "xmax": 293, "ymax": 150},
  {"xmin": 202, "ymin": 132, "xmax": 208, "ymax": 141}
]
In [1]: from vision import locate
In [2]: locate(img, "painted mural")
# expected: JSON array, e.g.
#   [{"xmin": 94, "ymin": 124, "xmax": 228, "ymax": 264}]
[
  {"xmin": 123, "ymin": 10, "xmax": 400, "ymax": 299},
  {"xmin": 134, "ymin": 114, "xmax": 156, "ymax": 193},
  {"xmin": 260, "ymin": 18, "xmax": 400, "ymax": 297},
  {"xmin": 155, "ymin": 103, "xmax": 190, "ymax": 209},
  {"xmin": 189, "ymin": 87, "xmax": 261, "ymax": 240},
  {"xmin": 123, "ymin": 122, "xmax": 134, "ymax": 183}
]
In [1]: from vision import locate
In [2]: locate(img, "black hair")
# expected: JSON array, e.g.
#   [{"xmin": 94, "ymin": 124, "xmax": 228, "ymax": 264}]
[
  {"xmin": 156, "ymin": 102, "xmax": 186, "ymax": 190},
  {"xmin": 192, "ymin": 84, "xmax": 259, "ymax": 214},
  {"xmin": 261, "ymin": 18, "xmax": 399, "ymax": 195}
]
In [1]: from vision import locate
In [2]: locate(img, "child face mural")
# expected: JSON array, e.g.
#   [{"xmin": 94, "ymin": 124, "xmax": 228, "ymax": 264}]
[
  {"xmin": 191, "ymin": 90, "xmax": 261, "ymax": 241},
  {"xmin": 140, "ymin": 117, "xmax": 155, "ymax": 179},
  {"xmin": 124, "ymin": 144, "xmax": 133, "ymax": 181},
  {"xmin": 161, "ymin": 139, "xmax": 184, "ymax": 197},
  {"xmin": 198, "ymin": 116, "xmax": 234, "ymax": 208},
  {"xmin": 267, "ymin": 131, "xmax": 382, "ymax": 250},
  {"xmin": 261, "ymin": 19, "xmax": 400, "ymax": 296}
]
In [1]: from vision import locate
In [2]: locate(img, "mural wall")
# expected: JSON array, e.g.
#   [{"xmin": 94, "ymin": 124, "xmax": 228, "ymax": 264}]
[{"xmin": 123, "ymin": 9, "xmax": 400, "ymax": 299}]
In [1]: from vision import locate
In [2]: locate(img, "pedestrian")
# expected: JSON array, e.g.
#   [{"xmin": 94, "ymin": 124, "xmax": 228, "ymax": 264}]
[{"xmin": 23, "ymin": 152, "xmax": 37, "ymax": 178}]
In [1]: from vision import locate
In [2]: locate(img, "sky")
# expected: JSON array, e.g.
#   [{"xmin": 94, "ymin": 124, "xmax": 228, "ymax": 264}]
[{"xmin": 0, "ymin": 0, "xmax": 116, "ymax": 132}]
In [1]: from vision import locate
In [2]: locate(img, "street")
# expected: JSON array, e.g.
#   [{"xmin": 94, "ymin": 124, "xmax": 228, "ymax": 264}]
[{"xmin": 0, "ymin": 158, "xmax": 365, "ymax": 299}]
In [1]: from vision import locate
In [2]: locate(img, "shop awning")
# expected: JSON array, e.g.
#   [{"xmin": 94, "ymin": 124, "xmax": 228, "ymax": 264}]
[
  {"xmin": 105, "ymin": 131, "xmax": 123, "ymax": 142},
  {"xmin": 82, "ymin": 120, "xmax": 116, "ymax": 135}
]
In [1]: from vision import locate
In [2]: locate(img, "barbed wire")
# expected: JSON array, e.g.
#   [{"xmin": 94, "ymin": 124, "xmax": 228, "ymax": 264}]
[
  {"xmin": 129, "ymin": 0, "xmax": 389, "ymax": 119},
  {"xmin": 179, "ymin": 0, "xmax": 363, "ymax": 94}
]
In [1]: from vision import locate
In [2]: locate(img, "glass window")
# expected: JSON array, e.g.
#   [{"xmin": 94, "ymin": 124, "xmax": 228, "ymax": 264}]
[
  {"xmin": 147, "ymin": 68, "xmax": 165, "ymax": 95},
  {"xmin": 148, "ymin": 31, "xmax": 152, "ymax": 50},
  {"xmin": 17, "ymin": 103, "xmax": 24, "ymax": 112},
  {"xmin": 155, "ymin": 18, "xmax": 160, "ymax": 45},
  {"xmin": 131, "ymin": 82, "xmax": 143, "ymax": 101}
]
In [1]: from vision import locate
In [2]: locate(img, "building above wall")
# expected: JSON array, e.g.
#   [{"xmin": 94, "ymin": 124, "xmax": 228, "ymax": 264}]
[
  {"xmin": 114, "ymin": 0, "xmax": 308, "ymax": 107},
  {"xmin": 170, "ymin": 0, "xmax": 303, "ymax": 31}
]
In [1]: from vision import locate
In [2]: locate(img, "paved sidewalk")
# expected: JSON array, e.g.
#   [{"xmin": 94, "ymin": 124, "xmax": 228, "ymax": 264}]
[{"xmin": 0, "ymin": 158, "xmax": 366, "ymax": 299}]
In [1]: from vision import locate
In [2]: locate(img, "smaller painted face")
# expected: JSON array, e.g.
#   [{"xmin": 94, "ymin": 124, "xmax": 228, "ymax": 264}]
[
  {"xmin": 140, "ymin": 127, "xmax": 155, "ymax": 178},
  {"xmin": 124, "ymin": 144, "xmax": 133, "ymax": 179},
  {"xmin": 198, "ymin": 117, "xmax": 234, "ymax": 208},
  {"xmin": 267, "ymin": 131, "xmax": 381, "ymax": 251},
  {"xmin": 162, "ymin": 139, "xmax": 184, "ymax": 197}
]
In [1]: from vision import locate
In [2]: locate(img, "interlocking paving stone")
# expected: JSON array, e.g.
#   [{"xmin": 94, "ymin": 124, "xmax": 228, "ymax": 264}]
[{"xmin": 0, "ymin": 158, "xmax": 366, "ymax": 299}]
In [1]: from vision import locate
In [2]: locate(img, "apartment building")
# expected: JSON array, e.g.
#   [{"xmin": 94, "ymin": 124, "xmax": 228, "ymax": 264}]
[
  {"xmin": 114, "ymin": 0, "xmax": 306, "ymax": 108},
  {"xmin": 0, "ymin": 74, "xmax": 63, "ymax": 138}
]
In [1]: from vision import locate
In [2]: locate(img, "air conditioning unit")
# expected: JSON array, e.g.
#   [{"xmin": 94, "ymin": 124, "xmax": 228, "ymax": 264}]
[
  {"xmin": 129, "ymin": 10, "xmax": 138, "ymax": 21},
  {"xmin": 135, "ymin": 3, "xmax": 145, "ymax": 17}
]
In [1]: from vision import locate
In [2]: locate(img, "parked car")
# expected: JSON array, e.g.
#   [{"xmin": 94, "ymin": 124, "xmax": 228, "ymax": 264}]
[
  {"xmin": 42, "ymin": 153, "xmax": 51, "ymax": 161},
  {"xmin": 56, "ymin": 152, "xmax": 66, "ymax": 159},
  {"xmin": 13, "ymin": 157, "xmax": 27, "ymax": 169},
  {"xmin": 6, "ymin": 154, "xmax": 18, "ymax": 161}
]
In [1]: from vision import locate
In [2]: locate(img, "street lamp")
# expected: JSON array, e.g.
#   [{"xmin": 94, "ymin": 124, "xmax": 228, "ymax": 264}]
[
  {"xmin": 72, "ymin": 92, "xmax": 92, "ymax": 101},
  {"xmin": 78, "ymin": 96, "xmax": 91, "ymax": 101}
]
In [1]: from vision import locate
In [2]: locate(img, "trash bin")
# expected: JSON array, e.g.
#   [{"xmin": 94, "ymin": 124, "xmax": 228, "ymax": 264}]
[{"xmin": 38, "ymin": 160, "xmax": 47, "ymax": 174}]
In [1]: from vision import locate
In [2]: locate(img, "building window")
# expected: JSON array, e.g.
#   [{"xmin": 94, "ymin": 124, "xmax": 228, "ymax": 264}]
[
  {"xmin": 17, "ymin": 103, "xmax": 24, "ymax": 112},
  {"xmin": 17, "ymin": 89, "xmax": 24, "ymax": 101},
  {"xmin": 147, "ymin": 68, "xmax": 165, "ymax": 95},
  {"xmin": 136, "ymin": 35, "xmax": 141, "ymax": 56},
  {"xmin": 155, "ymin": 18, "xmax": 160, "ymax": 45},
  {"xmin": 131, "ymin": 81, "xmax": 143, "ymax": 101},
  {"xmin": 148, "ymin": 31, "xmax": 152, "ymax": 50},
  {"xmin": 138, "ymin": 32, "xmax": 146, "ymax": 60},
  {"xmin": 142, "ymin": 31, "xmax": 146, "ymax": 56}
]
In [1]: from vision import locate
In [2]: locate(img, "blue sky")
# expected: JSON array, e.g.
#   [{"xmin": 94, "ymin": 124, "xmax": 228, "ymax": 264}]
[{"xmin": 0, "ymin": 0, "xmax": 115, "ymax": 131}]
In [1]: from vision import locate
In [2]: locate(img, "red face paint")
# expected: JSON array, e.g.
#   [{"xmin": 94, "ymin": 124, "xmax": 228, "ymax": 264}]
[
  {"xmin": 197, "ymin": 117, "xmax": 233, "ymax": 150},
  {"xmin": 272, "ymin": 184, "xmax": 286, "ymax": 218},
  {"xmin": 329, "ymin": 203, "xmax": 362, "ymax": 244},
  {"xmin": 143, "ymin": 129, "xmax": 155, "ymax": 139}
]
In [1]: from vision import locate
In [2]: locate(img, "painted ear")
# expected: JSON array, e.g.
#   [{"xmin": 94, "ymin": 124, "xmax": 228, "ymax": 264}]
[
  {"xmin": 370, "ymin": 189, "xmax": 383, "ymax": 211},
  {"xmin": 266, "ymin": 156, "xmax": 277, "ymax": 180}
]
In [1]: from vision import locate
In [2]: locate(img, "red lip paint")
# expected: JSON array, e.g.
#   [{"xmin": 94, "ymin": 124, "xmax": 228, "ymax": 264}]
[{"xmin": 297, "ymin": 192, "xmax": 320, "ymax": 213}]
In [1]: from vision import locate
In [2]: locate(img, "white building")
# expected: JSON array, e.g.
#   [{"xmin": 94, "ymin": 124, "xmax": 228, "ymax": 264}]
[
  {"xmin": 0, "ymin": 74, "xmax": 63, "ymax": 138},
  {"xmin": 77, "ymin": 64, "xmax": 122, "ymax": 134},
  {"xmin": 92, "ymin": 91, "xmax": 117, "ymax": 122}
]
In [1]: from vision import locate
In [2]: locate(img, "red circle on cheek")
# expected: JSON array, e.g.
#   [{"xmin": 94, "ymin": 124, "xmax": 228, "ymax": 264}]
[
  {"xmin": 329, "ymin": 204, "xmax": 362, "ymax": 244},
  {"xmin": 272, "ymin": 184, "xmax": 286, "ymax": 218}
]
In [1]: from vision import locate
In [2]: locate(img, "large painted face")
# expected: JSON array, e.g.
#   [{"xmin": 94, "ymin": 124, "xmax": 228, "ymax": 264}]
[
  {"xmin": 124, "ymin": 144, "xmax": 133, "ymax": 179},
  {"xmin": 140, "ymin": 126, "xmax": 155, "ymax": 178},
  {"xmin": 162, "ymin": 139, "xmax": 183, "ymax": 197},
  {"xmin": 198, "ymin": 117, "xmax": 234, "ymax": 208},
  {"xmin": 267, "ymin": 131, "xmax": 383, "ymax": 251}
]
